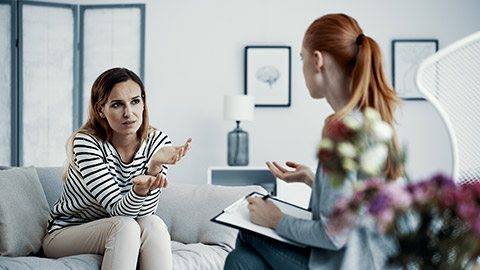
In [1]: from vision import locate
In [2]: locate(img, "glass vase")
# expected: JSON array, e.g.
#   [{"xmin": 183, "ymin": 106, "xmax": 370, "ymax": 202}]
[{"xmin": 227, "ymin": 125, "xmax": 248, "ymax": 166}]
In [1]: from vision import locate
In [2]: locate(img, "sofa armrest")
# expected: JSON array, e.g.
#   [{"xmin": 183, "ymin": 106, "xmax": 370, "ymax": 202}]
[{"xmin": 155, "ymin": 183, "xmax": 266, "ymax": 252}]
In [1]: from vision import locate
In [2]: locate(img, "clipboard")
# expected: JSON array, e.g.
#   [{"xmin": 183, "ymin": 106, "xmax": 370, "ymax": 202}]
[{"xmin": 211, "ymin": 191, "xmax": 312, "ymax": 247}]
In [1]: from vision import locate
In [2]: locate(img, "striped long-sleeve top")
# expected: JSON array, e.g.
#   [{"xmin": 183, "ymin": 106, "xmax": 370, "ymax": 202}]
[{"xmin": 47, "ymin": 129, "xmax": 171, "ymax": 233}]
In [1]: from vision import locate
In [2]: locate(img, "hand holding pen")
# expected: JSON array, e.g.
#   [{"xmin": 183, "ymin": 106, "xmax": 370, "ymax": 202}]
[{"xmin": 246, "ymin": 193, "xmax": 284, "ymax": 229}]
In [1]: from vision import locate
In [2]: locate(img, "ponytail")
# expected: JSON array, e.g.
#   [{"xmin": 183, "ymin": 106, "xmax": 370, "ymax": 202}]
[{"xmin": 337, "ymin": 35, "xmax": 403, "ymax": 180}]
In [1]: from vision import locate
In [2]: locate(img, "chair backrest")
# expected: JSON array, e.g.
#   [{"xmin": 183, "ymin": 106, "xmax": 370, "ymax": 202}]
[{"xmin": 417, "ymin": 31, "xmax": 480, "ymax": 185}]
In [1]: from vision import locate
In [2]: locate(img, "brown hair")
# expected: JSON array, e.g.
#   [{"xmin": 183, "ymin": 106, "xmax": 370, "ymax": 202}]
[
  {"xmin": 304, "ymin": 13, "xmax": 403, "ymax": 180},
  {"xmin": 63, "ymin": 67, "xmax": 153, "ymax": 180}
]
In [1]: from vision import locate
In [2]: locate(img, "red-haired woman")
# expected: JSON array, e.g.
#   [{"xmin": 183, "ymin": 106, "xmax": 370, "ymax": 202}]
[
  {"xmin": 43, "ymin": 67, "xmax": 192, "ymax": 270},
  {"xmin": 224, "ymin": 13, "xmax": 403, "ymax": 270}
]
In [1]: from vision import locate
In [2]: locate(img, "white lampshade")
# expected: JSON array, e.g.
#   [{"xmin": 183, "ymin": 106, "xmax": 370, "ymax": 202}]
[{"xmin": 223, "ymin": 95, "xmax": 254, "ymax": 121}]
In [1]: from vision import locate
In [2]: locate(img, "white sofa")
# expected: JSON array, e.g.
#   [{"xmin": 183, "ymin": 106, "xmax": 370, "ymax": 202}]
[{"xmin": 0, "ymin": 166, "xmax": 265, "ymax": 269}]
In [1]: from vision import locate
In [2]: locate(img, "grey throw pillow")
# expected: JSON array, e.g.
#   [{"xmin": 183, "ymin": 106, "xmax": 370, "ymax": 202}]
[{"xmin": 0, "ymin": 166, "xmax": 50, "ymax": 256}]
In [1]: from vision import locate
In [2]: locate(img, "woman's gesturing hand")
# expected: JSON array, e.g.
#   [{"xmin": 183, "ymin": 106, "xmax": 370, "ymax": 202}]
[
  {"xmin": 266, "ymin": 161, "xmax": 314, "ymax": 187},
  {"xmin": 154, "ymin": 138, "xmax": 193, "ymax": 165},
  {"xmin": 147, "ymin": 138, "xmax": 192, "ymax": 176},
  {"xmin": 132, "ymin": 174, "xmax": 168, "ymax": 196},
  {"xmin": 247, "ymin": 196, "xmax": 284, "ymax": 229}
]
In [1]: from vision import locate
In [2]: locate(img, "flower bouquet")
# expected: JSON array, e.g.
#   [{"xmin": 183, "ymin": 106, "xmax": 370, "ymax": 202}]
[
  {"xmin": 317, "ymin": 108, "xmax": 400, "ymax": 187},
  {"xmin": 327, "ymin": 174, "xmax": 480, "ymax": 269},
  {"xmin": 318, "ymin": 108, "xmax": 480, "ymax": 269}
]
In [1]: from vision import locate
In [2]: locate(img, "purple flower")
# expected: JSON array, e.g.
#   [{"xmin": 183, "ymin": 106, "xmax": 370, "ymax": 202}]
[
  {"xmin": 473, "ymin": 214, "xmax": 480, "ymax": 236},
  {"xmin": 429, "ymin": 173, "xmax": 456, "ymax": 188},
  {"xmin": 471, "ymin": 183, "xmax": 480, "ymax": 197},
  {"xmin": 352, "ymin": 190, "xmax": 365, "ymax": 204},
  {"xmin": 327, "ymin": 197, "xmax": 357, "ymax": 234},
  {"xmin": 368, "ymin": 192, "xmax": 390, "ymax": 215},
  {"xmin": 327, "ymin": 171, "xmax": 480, "ymax": 266},
  {"xmin": 439, "ymin": 186, "xmax": 458, "ymax": 208},
  {"xmin": 457, "ymin": 201, "xmax": 476, "ymax": 221},
  {"xmin": 383, "ymin": 182, "xmax": 412, "ymax": 210},
  {"xmin": 406, "ymin": 182, "xmax": 432, "ymax": 203}
]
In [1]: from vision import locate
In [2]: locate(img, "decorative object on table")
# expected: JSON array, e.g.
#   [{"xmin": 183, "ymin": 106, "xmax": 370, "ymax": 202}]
[
  {"xmin": 244, "ymin": 46, "xmax": 291, "ymax": 107},
  {"xmin": 327, "ymin": 174, "xmax": 480, "ymax": 270},
  {"xmin": 223, "ymin": 95, "xmax": 254, "ymax": 166},
  {"xmin": 317, "ymin": 108, "xmax": 402, "ymax": 188},
  {"xmin": 392, "ymin": 39, "xmax": 438, "ymax": 100},
  {"xmin": 416, "ymin": 31, "xmax": 480, "ymax": 185}
]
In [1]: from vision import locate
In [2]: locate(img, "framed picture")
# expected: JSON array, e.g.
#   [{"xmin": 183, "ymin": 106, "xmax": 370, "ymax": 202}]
[
  {"xmin": 392, "ymin": 39, "xmax": 438, "ymax": 100},
  {"xmin": 245, "ymin": 46, "xmax": 291, "ymax": 107}
]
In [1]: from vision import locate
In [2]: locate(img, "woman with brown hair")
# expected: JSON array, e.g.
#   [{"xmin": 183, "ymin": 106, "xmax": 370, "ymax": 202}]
[
  {"xmin": 224, "ymin": 13, "xmax": 402, "ymax": 270},
  {"xmin": 42, "ymin": 67, "xmax": 192, "ymax": 270}
]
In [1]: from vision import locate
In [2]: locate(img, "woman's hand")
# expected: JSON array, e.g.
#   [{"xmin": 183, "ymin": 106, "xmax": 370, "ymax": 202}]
[
  {"xmin": 247, "ymin": 196, "xmax": 284, "ymax": 229},
  {"xmin": 148, "ymin": 138, "xmax": 192, "ymax": 175},
  {"xmin": 155, "ymin": 138, "xmax": 192, "ymax": 164},
  {"xmin": 266, "ymin": 161, "xmax": 314, "ymax": 187},
  {"xmin": 132, "ymin": 174, "xmax": 168, "ymax": 196}
]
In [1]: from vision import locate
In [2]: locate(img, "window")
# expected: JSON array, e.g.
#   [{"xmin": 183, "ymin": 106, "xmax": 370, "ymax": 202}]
[{"xmin": 1, "ymin": 0, "xmax": 145, "ymax": 166}]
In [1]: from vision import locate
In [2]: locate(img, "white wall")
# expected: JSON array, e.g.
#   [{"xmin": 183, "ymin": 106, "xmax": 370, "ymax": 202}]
[
  {"xmin": 143, "ymin": 0, "xmax": 480, "ymax": 184},
  {"xmin": 31, "ymin": 0, "xmax": 480, "ymax": 184}
]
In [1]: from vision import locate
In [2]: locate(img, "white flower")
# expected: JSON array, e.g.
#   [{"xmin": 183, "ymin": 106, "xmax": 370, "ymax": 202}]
[
  {"xmin": 344, "ymin": 116, "xmax": 361, "ymax": 131},
  {"xmin": 359, "ymin": 144, "xmax": 388, "ymax": 176},
  {"xmin": 337, "ymin": 142, "xmax": 357, "ymax": 158},
  {"xmin": 342, "ymin": 158, "xmax": 358, "ymax": 172},
  {"xmin": 371, "ymin": 122, "xmax": 393, "ymax": 142},
  {"xmin": 363, "ymin": 108, "xmax": 381, "ymax": 125},
  {"xmin": 319, "ymin": 138, "xmax": 334, "ymax": 150}
]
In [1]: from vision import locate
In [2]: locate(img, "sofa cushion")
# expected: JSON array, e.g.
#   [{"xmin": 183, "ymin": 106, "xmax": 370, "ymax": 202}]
[
  {"xmin": 171, "ymin": 241, "xmax": 228, "ymax": 270},
  {"xmin": 156, "ymin": 183, "xmax": 265, "ymax": 252},
  {"xmin": 0, "ymin": 166, "xmax": 50, "ymax": 256},
  {"xmin": 0, "ymin": 253, "xmax": 102, "ymax": 269},
  {"xmin": 35, "ymin": 167, "xmax": 65, "ymax": 209}
]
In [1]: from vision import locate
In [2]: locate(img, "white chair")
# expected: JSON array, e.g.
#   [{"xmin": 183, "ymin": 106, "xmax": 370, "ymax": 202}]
[{"xmin": 417, "ymin": 31, "xmax": 480, "ymax": 185}]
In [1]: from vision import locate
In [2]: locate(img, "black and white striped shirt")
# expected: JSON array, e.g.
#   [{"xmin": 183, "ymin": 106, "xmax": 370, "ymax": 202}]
[{"xmin": 48, "ymin": 130, "xmax": 171, "ymax": 233}]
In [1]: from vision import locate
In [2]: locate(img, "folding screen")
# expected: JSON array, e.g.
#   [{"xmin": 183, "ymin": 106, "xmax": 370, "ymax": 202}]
[
  {"xmin": 0, "ymin": 2, "xmax": 11, "ymax": 166},
  {"xmin": 2, "ymin": 2, "xmax": 144, "ymax": 166},
  {"xmin": 20, "ymin": 2, "xmax": 76, "ymax": 166},
  {"xmin": 80, "ymin": 5, "xmax": 145, "ymax": 122}
]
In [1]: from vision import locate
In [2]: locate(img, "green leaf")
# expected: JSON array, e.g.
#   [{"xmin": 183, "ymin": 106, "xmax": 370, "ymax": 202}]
[{"xmin": 329, "ymin": 172, "xmax": 346, "ymax": 188}]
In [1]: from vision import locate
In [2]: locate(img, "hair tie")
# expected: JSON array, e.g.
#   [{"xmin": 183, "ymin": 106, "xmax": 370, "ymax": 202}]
[
  {"xmin": 356, "ymin": 34, "xmax": 365, "ymax": 45},
  {"xmin": 351, "ymin": 34, "xmax": 365, "ymax": 66}
]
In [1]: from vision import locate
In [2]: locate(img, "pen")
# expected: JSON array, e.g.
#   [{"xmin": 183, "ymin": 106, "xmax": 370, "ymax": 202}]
[{"xmin": 262, "ymin": 194, "xmax": 270, "ymax": 200}]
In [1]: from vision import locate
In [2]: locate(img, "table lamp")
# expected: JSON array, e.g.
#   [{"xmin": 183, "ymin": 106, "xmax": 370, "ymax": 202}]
[{"xmin": 223, "ymin": 95, "xmax": 254, "ymax": 166}]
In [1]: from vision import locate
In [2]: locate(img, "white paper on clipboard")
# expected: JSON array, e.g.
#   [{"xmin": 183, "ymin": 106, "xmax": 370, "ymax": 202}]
[{"xmin": 211, "ymin": 192, "xmax": 312, "ymax": 247}]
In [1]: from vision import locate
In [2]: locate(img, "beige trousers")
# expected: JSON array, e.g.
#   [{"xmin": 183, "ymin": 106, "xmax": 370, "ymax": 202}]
[{"xmin": 42, "ymin": 215, "xmax": 172, "ymax": 270}]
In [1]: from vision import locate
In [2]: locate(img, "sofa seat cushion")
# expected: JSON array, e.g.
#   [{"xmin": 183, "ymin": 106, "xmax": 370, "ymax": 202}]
[
  {"xmin": 156, "ymin": 183, "xmax": 265, "ymax": 251},
  {"xmin": 0, "ymin": 254, "xmax": 102, "ymax": 269},
  {"xmin": 171, "ymin": 240, "xmax": 228, "ymax": 270},
  {"xmin": 0, "ymin": 166, "xmax": 50, "ymax": 256}
]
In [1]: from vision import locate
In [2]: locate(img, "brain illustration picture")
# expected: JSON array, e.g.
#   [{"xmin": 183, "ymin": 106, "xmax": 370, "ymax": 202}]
[{"xmin": 256, "ymin": 65, "xmax": 280, "ymax": 87}]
